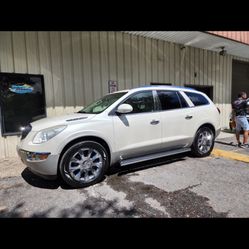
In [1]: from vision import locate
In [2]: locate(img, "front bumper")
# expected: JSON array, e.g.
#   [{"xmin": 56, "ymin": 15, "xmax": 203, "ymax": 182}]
[{"xmin": 17, "ymin": 145, "xmax": 59, "ymax": 177}]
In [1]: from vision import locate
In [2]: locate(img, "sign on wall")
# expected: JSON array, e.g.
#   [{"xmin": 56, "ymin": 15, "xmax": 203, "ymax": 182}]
[
  {"xmin": 108, "ymin": 80, "xmax": 118, "ymax": 93},
  {"xmin": 0, "ymin": 73, "xmax": 46, "ymax": 136}
]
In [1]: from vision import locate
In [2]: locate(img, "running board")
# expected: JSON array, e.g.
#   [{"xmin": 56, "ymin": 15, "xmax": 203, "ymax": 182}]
[{"xmin": 120, "ymin": 148, "xmax": 191, "ymax": 167}]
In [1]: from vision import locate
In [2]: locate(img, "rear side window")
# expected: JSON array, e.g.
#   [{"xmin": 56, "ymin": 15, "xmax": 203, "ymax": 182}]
[
  {"xmin": 184, "ymin": 92, "xmax": 209, "ymax": 106},
  {"xmin": 178, "ymin": 92, "xmax": 189, "ymax": 108},
  {"xmin": 157, "ymin": 90, "xmax": 188, "ymax": 110}
]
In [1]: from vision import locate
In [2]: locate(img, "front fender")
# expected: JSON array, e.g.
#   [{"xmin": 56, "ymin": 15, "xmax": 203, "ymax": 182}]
[{"xmin": 57, "ymin": 130, "xmax": 114, "ymax": 156}]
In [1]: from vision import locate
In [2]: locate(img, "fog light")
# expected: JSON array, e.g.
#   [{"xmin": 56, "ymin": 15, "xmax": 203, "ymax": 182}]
[{"xmin": 26, "ymin": 151, "xmax": 51, "ymax": 161}]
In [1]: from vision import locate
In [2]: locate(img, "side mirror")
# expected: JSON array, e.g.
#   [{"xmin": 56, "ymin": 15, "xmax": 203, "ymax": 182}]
[{"xmin": 116, "ymin": 104, "xmax": 133, "ymax": 114}]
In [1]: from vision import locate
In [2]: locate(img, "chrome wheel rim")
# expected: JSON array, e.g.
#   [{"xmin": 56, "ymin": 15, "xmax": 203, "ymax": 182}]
[
  {"xmin": 68, "ymin": 147, "xmax": 103, "ymax": 183},
  {"xmin": 197, "ymin": 130, "xmax": 213, "ymax": 154}
]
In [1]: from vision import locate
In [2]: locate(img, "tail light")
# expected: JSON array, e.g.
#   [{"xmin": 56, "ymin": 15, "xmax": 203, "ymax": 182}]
[{"xmin": 217, "ymin": 107, "xmax": 221, "ymax": 114}]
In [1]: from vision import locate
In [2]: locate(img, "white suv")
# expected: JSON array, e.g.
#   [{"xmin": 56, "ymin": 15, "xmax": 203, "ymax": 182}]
[{"xmin": 17, "ymin": 86, "xmax": 221, "ymax": 188}]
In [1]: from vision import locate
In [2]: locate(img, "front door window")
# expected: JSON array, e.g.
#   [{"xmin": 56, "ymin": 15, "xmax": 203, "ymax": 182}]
[{"xmin": 123, "ymin": 91, "xmax": 155, "ymax": 114}]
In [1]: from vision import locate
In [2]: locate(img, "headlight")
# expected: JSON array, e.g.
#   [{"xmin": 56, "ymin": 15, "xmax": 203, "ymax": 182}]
[{"xmin": 33, "ymin": 125, "xmax": 67, "ymax": 144}]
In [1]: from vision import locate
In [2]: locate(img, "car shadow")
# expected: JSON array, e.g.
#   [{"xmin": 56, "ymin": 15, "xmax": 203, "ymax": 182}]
[
  {"xmin": 21, "ymin": 152, "xmax": 189, "ymax": 189},
  {"xmin": 215, "ymin": 140, "xmax": 237, "ymax": 147},
  {"xmin": 107, "ymin": 152, "xmax": 189, "ymax": 176},
  {"xmin": 21, "ymin": 168, "xmax": 73, "ymax": 190}
]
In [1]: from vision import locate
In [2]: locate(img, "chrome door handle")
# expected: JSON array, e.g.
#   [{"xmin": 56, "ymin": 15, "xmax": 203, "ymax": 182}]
[
  {"xmin": 185, "ymin": 115, "xmax": 193, "ymax": 120},
  {"xmin": 150, "ymin": 120, "xmax": 160, "ymax": 125}
]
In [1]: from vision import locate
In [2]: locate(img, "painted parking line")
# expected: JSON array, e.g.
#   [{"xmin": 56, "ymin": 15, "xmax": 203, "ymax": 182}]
[{"xmin": 211, "ymin": 148, "xmax": 249, "ymax": 163}]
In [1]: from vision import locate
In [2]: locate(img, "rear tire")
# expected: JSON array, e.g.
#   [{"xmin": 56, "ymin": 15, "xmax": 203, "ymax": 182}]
[
  {"xmin": 59, "ymin": 141, "xmax": 109, "ymax": 188},
  {"xmin": 191, "ymin": 127, "xmax": 214, "ymax": 157}
]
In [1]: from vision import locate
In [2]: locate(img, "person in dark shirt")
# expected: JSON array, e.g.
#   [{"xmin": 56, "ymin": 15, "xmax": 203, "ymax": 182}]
[{"xmin": 232, "ymin": 91, "xmax": 249, "ymax": 148}]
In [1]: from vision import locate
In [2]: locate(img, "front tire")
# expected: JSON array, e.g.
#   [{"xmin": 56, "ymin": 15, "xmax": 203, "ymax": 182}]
[
  {"xmin": 59, "ymin": 141, "xmax": 109, "ymax": 188},
  {"xmin": 191, "ymin": 127, "xmax": 214, "ymax": 157}
]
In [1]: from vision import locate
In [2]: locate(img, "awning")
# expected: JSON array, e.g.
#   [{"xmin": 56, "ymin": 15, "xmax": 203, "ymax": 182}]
[{"xmin": 125, "ymin": 31, "xmax": 249, "ymax": 59}]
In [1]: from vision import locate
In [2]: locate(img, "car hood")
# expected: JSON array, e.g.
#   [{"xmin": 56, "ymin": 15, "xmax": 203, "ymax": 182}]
[{"xmin": 30, "ymin": 113, "xmax": 96, "ymax": 131}]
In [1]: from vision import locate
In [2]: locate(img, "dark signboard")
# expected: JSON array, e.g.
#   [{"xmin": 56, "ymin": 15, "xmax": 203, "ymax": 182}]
[
  {"xmin": 184, "ymin": 84, "xmax": 213, "ymax": 101},
  {"xmin": 150, "ymin": 82, "xmax": 172, "ymax": 85},
  {"xmin": 0, "ymin": 72, "xmax": 46, "ymax": 136}
]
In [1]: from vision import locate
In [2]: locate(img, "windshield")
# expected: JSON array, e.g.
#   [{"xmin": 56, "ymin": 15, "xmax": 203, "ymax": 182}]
[{"xmin": 78, "ymin": 92, "xmax": 128, "ymax": 114}]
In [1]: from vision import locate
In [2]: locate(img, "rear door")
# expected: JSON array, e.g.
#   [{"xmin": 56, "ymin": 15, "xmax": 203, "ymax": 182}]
[
  {"xmin": 183, "ymin": 91, "xmax": 218, "ymax": 133},
  {"xmin": 156, "ymin": 90, "xmax": 195, "ymax": 150}
]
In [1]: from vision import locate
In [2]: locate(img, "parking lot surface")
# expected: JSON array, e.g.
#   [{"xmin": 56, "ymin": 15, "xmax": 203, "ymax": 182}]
[{"xmin": 1, "ymin": 132, "xmax": 249, "ymax": 218}]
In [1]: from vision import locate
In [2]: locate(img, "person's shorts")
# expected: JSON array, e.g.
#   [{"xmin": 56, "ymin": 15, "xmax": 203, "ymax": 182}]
[{"xmin": 235, "ymin": 116, "xmax": 249, "ymax": 132}]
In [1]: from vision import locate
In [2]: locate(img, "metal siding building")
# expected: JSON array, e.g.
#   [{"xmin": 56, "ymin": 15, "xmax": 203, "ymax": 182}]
[{"xmin": 0, "ymin": 31, "xmax": 248, "ymax": 158}]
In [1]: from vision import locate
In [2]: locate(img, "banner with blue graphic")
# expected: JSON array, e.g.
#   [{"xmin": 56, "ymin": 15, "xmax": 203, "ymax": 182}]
[{"xmin": 9, "ymin": 84, "xmax": 34, "ymax": 94}]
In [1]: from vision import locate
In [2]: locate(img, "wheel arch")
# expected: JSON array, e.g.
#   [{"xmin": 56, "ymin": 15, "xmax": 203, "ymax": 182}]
[
  {"xmin": 197, "ymin": 123, "xmax": 216, "ymax": 135},
  {"xmin": 191, "ymin": 123, "xmax": 216, "ymax": 146},
  {"xmin": 57, "ymin": 136, "xmax": 111, "ymax": 172}
]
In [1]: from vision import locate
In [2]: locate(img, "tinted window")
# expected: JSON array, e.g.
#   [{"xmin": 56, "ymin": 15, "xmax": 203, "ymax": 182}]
[
  {"xmin": 157, "ymin": 91, "xmax": 186, "ymax": 110},
  {"xmin": 124, "ymin": 91, "xmax": 154, "ymax": 113},
  {"xmin": 184, "ymin": 92, "xmax": 209, "ymax": 106},
  {"xmin": 178, "ymin": 92, "xmax": 188, "ymax": 108}
]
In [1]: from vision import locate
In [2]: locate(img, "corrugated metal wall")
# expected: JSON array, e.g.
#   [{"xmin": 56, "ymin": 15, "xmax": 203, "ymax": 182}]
[{"xmin": 0, "ymin": 31, "xmax": 245, "ymax": 158}]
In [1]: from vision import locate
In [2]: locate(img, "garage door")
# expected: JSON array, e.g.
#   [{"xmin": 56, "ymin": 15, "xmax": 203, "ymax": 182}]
[{"xmin": 232, "ymin": 60, "xmax": 249, "ymax": 102}]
